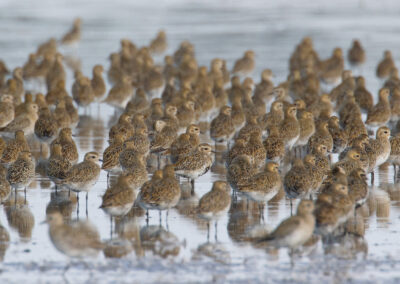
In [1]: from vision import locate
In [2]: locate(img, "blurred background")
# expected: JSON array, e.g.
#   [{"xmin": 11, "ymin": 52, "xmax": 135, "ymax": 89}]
[{"xmin": 1, "ymin": 0, "xmax": 399, "ymax": 93}]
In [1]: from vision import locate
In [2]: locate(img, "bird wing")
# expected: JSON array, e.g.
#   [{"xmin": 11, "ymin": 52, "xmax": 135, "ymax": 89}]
[
  {"xmin": 268, "ymin": 216, "xmax": 302, "ymax": 239},
  {"xmin": 3, "ymin": 116, "xmax": 30, "ymax": 132},
  {"xmin": 198, "ymin": 191, "xmax": 230, "ymax": 214},
  {"xmin": 65, "ymin": 163, "xmax": 98, "ymax": 183}
]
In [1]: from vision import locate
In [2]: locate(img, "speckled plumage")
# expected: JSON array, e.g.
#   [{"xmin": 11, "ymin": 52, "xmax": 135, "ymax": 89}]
[
  {"xmin": 210, "ymin": 106, "xmax": 235, "ymax": 143},
  {"xmin": 365, "ymin": 88, "xmax": 391, "ymax": 127},
  {"xmin": 100, "ymin": 175, "xmax": 136, "ymax": 217},
  {"xmin": 263, "ymin": 127, "xmax": 285, "ymax": 164},
  {"xmin": 365, "ymin": 126, "xmax": 391, "ymax": 172},
  {"xmin": 50, "ymin": 128, "xmax": 78, "ymax": 164},
  {"xmin": 119, "ymin": 140, "xmax": 146, "ymax": 171},
  {"xmin": 101, "ymin": 135, "xmax": 124, "ymax": 172},
  {"xmin": 1, "ymin": 103, "xmax": 38, "ymax": 136},
  {"xmin": 284, "ymin": 159, "xmax": 313, "ymax": 199},
  {"xmin": 150, "ymin": 120, "xmax": 177, "ymax": 153},
  {"xmin": 34, "ymin": 107, "xmax": 58, "ymax": 143},
  {"xmin": 137, "ymin": 165, "xmax": 181, "ymax": 211},
  {"xmin": 239, "ymin": 162, "xmax": 281, "ymax": 203},
  {"xmin": 348, "ymin": 169, "xmax": 368, "ymax": 207},
  {"xmin": 232, "ymin": 50, "xmax": 255, "ymax": 76},
  {"xmin": 279, "ymin": 106, "xmax": 300, "ymax": 150},
  {"xmin": 227, "ymin": 155, "xmax": 256, "ymax": 190},
  {"xmin": 308, "ymin": 121, "xmax": 333, "ymax": 153},
  {"xmin": 61, "ymin": 152, "xmax": 101, "ymax": 192},
  {"xmin": 47, "ymin": 144, "xmax": 72, "ymax": 184},
  {"xmin": 0, "ymin": 95, "xmax": 15, "ymax": 128},
  {"xmin": 174, "ymin": 143, "xmax": 214, "ymax": 180},
  {"xmin": 1, "ymin": 130, "xmax": 30, "ymax": 165},
  {"xmin": 198, "ymin": 181, "xmax": 231, "ymax": 220},
  {"xmin": 6, "ymin": 151, "xmax": 35, "ymax": 189},
  {"xmin": 126, "ymin": 128, "xmax": 150, "ymax": 156}
]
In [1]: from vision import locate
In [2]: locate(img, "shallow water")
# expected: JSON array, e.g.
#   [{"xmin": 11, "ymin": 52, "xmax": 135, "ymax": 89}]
[{"xmin": 1, "ymin": 0, "xmax": 400, "ymax": 283}]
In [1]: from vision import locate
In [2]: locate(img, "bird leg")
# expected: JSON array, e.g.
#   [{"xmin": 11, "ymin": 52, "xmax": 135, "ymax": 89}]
[
  {"xmin": 159, "ymin": 210, "xmax": 162, "ymax": 226},
  {"xmin": 259, "ymin": 203, "xmax": 265, "ymax": 223},
  {"xmin": 191, "ymin": 179, "xmax": 195, "ymax": 195},
  {"xmin": 14, "ymin": 187, "xmax": 17, "ymax": 207},
  {"xmin": 215, "ymin": 221, "xmax": 218, "ymax": 242},
  {"xmin": 24, "ymin": 187, "xmax": 26, "ymax": 204},
  {"xmin": 86, "ymin": 192, "xmax": 88, "ymax": 218},
  {"xmin": 371, "ymin": 171, "xmax": 375, "ymax": 185},
  {"xmin": 76, "ymin": 192, "xmax": 80, "ymax": 220},
  {"xmin": 290, "ymin": 199, "xmax": 293, "ymax": 216},
  {"xmin": 166, "ymin": 210, "xmax": 169, "ymax": 231},
  {"xmin": 146, "ymin": 210, "xmax": 149, "ymax": 226},
  {"xmin": 110, "ymin": 215, "xmax": 113, "ymax": 239},
  {"xmin": 207, "ymin": 222, "xmax": 210, "ymax": 243}
]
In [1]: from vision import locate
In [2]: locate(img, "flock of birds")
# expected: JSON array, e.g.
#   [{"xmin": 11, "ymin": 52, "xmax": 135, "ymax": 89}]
[{"xmin": 0, "ymin": 17, "xmax": 398, "ymax": 261}]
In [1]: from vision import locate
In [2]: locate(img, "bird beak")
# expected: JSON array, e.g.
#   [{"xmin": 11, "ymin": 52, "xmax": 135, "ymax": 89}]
[
  {"xmin": 40, "ymin": 220, "xmax": 47, "ymax": 225},
  {"xmin": 99, "ymin": 159, "xmax": 103, "ymax": 162}
]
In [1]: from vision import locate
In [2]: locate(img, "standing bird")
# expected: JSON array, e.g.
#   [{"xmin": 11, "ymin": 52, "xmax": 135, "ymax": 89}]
[
  {"xmin": 376, "ymin": 50, "xmax": 395, "ymax": 79},
  {"xmin": 137, "ymin": 165, "xmax": 181, "ymax": 222},
  {"xmin": 46, "ymin": 144, "xmax": 72, "ymax": 188},
  {"xmin": 258, "ymin": 200, "xmax": 315, "ymax": 249},
  {"xmin": 174, "ymin": 143, "xmax": 214, "ymax": 193},
  {"xmin": 227, "ymin": 155, "xmax": 257, "ymax": 191},
  {"xmin": 232, "ymin": 50, "xmax": 255, "ymax": 76},
  {"xmin": 101, "ymin": 134, "xmax": 125, "ymax": 176},
  {"xmin": 61, "ymin": 18, "xmax": 82, "ymax": 46},
  {"xmin": 365, "ymin": 88, "xmax": 391, "ymax": 128},
  {"xmin": 103, "ymin": 76, "xmax": 133, "ymax": 109},
  {"xmin": 91, "ymin": 65, "xmax": 106, "ymax": 102},
  {"xmin": 279, "ymin": 106, "xmax": 300, "ymax": 151},
  {"xmin": 72, "ymin": 76, "xmax": 94, "ymax": 109},
  {"xmin": 284, "ymin": 159, "xmax": 313, "ymax": 212},
  {"xmin": 46, "ymin": 212, "xmax": 104, "ymax": 258},
  {"xmin": 1, "ymin": 103, "xmax": 39, "ymax": 136},
  {"xmin": 210, "ymin": 106, "xmax": 235, "ymax": 146},
  {"xmin": 7, "ymin": 151, "xmax": 35, "ymax": 198},
  {"xmin": 239, "ymin": 162, "xmax": 281, "ymax": 220},
  {"xmin": 353, "ymin": 76, "xmax": 373, "ymax": 113},
  {"xmin": 34, "ymin": 107, "xmax": 58, "ymax": 150},
  {"xmin": 1, "ymin": 130, "xmax": 30, "ymax": 166},
  {"xmin": 198, "ymin": 181, "xmax": 231, "ymax": 241},
  {"xmin": 263, "ymin": 126, "xmax": 285, "ymax": 164},
  {"xmin": 100, "ymin": 175, "xmax": 136, "ymax": 218},
  {"xmin": 51, "ymin": 128, "xmax": 79, "ymax": 164},
  {"xmin": 348, "ymin": 40, "xmax": 366, "ymax": 66},
  {"xmin": 61, "ymin": 152, "xmax": 101, "ymax": 216},
  {"xmin": 0, "ymin": 95, "xmax": 15, "ymax": 128},
  {"xmin": 149, "ymin": 30, "xmax": 167, "ymax": 55}
]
